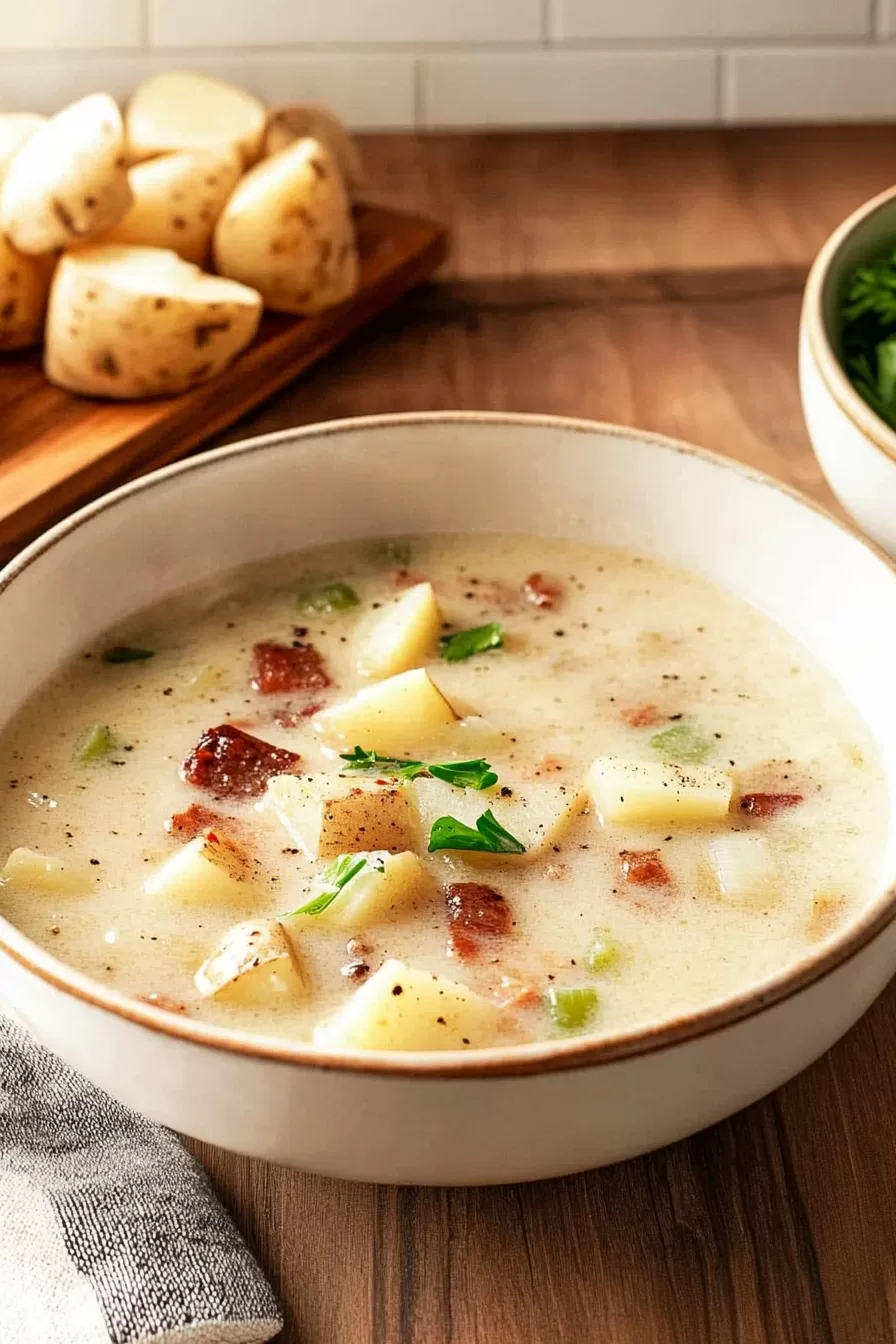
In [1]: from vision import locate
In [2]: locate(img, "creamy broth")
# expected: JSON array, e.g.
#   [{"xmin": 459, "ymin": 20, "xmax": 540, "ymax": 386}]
[{"xmin": 0, "ymin": 534, "xmax": 887, "ymax": 1050}]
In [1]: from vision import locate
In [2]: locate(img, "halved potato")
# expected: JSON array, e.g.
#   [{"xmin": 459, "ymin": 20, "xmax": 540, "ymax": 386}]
[
  {"xmin": 0, "ymin": 113, "xmax": 46, "ymax": 179},
  {"xmin": 44, "ymin": 244, "xmax": 261, "ymax": 399},
  {"xmin": 144, "ymin": 830, "xmax": 257, "ymax": 902},
  {"xmin": 262, "ymin": 102, "xmax": 364, "ymax": 196},
  {"xmin": 194, "ymin": 918, "xmax": 306, "ymax": 1003},
  {"xmin": 707, "ymin": 832, "xmax": 778, "ymax": 908},
  {"xmin": 586, "ymin": 757, "xmax": 733, "ymax": 826},
  {"xmin": 315, "ymin": 959, "xmax": 504, "ymax": 1051},
  {"xmin": 213, "ymin": 137, "xmax": 358, "ymax": 315},
  {"xmin": 262, "ymin": 774, "xmax": 418, "ymax": 858},
  {"xmin": 357, "ymin": 581, "xmax": 442, "ymax": 680},
  {"xmin": 314, "ymin": 668, "xmax": 458, "ymax": 755},
  {"xmin": 126, "ymin": 71, "xmax": 266, "ymax": 166},
  {"xmin": 414, "ymin": 777, "xmax": 584, "ymax": 859},
  {"xmin": 0, "ymin": 234, "xmax": 54, "ymax": 350},
  {"xmin": 295, "ymin": 850, "xmax": 432, "ymax": 929},
  {"xmin": 0, "ymin": 94, "xmax": 131, "ymax": 254},
  {"xmin": 0, "ymin": 847, "xmax": 91, "ymax": 895},
  {"xmin": 99, "ymin": 147, "xmax": 242, "ymax": 265}
]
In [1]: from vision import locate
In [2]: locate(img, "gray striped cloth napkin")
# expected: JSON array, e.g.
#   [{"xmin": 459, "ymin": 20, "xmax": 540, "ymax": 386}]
[{"xmin": 0, "ymin": 1009, "xmax": 283, "ymax": 1344}]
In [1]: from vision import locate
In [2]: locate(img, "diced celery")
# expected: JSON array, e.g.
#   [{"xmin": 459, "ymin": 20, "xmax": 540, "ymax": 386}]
[
  {"xmin": 75, "ymin": 723, "xmax": 114, "ymax": 762},
  {"xmin": 297, "ymin": 581, "xmax": 360, "ymax": 614},
  {"xmin": 586, "ymin": 932, "xmax": 621, "ymax": 974},
  {"xmin": 546, "ymin": 985, "xmax": 599, "ymax": 1032},
  {"xmin": 649, "ymin": 723, "xmax": 710, "ymax": 764}
]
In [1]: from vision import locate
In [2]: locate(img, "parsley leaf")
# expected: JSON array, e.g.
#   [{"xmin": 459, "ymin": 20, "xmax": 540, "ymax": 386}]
[
  {"xmin": 840, "ymin": 248, "xmax": 896, "ymax": 432},
  {"xmin": 440, "ymin": 623, "xmax": 503, "ymax": 663},
  {"xmin": 288, "ymin": 852, "xmax": 383, "ymax": 917},
  {"xmin": 339, "ymin": 746, "xmax": 497, "ymax": 790},
  {"xmin": 428, "ymin": 809, "xmax": 526, "ymax": 855}
]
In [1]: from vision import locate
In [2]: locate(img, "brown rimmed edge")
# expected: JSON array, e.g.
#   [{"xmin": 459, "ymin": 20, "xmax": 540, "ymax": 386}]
[
  {"xmin": 802, "ymin": 182, "xmax": 896, "ymax": 465},
  {"xmin": 2, "ymin": 409, "xmax": 896, "ymax": 1080}
]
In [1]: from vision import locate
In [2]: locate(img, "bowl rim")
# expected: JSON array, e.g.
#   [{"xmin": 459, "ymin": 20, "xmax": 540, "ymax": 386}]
[
  {"xmin": 802, "ymin": 181, "xmax": 896, "ymax": 466},
  {"xmin": 3, "ymin": 408, "xmax": 896, "ymax": 1080}
]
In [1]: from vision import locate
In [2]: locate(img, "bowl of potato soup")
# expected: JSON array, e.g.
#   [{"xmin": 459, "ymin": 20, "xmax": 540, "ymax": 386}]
[{"xmin": 2, "ymin": 412, "xmax": 896, "ymax": 1185}]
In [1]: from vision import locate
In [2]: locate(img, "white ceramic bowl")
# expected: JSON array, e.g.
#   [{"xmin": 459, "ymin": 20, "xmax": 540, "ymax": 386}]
[
  {"xmin": 3, "ymin": 412, "xmax": 896, "ymax": 1186},
  {"xmin": 801, "ymin": 184, "xmax": 896, "ymax": 556}
]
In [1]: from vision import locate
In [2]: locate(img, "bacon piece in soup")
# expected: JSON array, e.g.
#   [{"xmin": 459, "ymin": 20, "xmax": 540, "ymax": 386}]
[
  {"xmin": 181, "ymin": 723, "xmax": 301, "ymax": 799},
  {"xmin": 166, "ymin": 802, "xmax": 230, "ymax": 840},
  {"xmin": 445, "ymin": 881, "xmax": 513, "ymax": 960},
  {"xmin": 619, "ymin": 849, "xmax": 671, "ymax": 887},
  {"xmin": 620, "ymin": 704, "xmax": 663, "ymax": 728},
  {"xmin": 740, "ymin": 792, "xmax": 804, "ymax": 818},
  {"xmin": 251, "ymin": 641, "xmax": 330, "ymax": 695},
  {"xmin": 523, "ymin": 572, "xmax": 562, "ymax": 608}
]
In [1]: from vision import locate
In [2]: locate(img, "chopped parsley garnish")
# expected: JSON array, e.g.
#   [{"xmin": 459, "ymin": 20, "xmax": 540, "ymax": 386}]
[
  {"xmin": 339, "ymin": 746, "xmax": 497, "ymax": 790},
  {"xmin": 440, "ymin": 622, "xmax": 504, "ymax": 663},
  {"xmin": 75, "ymin": 722, "xmax": 115, "ymax": 763},
  {"xmin": 428, "ymin": 809, "xmax": 526, "ymax": 855},
  {"xmin": 289, "ymin": 852, "xmax": 384, "ymax": 917},
  {"xmin": 102, "ymin": 645, "xmax": 154, "ymax": 663},
  {"xmin": 296, "ymin": 582, "xmax": 359, "ymax": 614},
  {"xmin": 649, "ymin": 723, "xmax": 710, "ymax": 765}
]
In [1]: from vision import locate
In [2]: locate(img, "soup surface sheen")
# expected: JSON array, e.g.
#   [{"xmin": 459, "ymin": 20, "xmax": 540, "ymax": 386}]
[{"xmin": 0, "ymin": 534, "xmax": 886, "ymax": 1051}]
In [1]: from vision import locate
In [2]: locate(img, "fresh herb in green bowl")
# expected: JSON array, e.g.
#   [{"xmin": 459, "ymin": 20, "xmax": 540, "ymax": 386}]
[{"xmin": 840, "ymin": 246, "xmax": 896, "ymax": 432}]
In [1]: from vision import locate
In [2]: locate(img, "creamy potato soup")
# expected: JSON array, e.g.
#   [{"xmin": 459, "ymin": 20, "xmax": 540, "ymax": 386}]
[{"xmin": 0, "ymin": 535, "xmax": 886, "ymax": 1051}]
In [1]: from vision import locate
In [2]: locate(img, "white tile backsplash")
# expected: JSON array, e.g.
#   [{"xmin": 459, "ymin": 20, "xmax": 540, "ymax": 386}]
[
  {"xmin": 0, "ymin": 0, "xmax": 143, "ymax": 51},
  {"xmin": 150, "ymin": 0, "xmax": 542, "ymax": 47},
  {"xmin": 3, "ymin": 0, "xmax": 896, "ymax": 129},
  {"xmin": 725, "ymin": 46, "xmax": 896, "ymax": 122},
  {"xmin": 553, "ymin": 0, "xmax": 872, "ymax": 42},
  {"xmin": 0, "ymin": 53, "xmax": 416, "ymax": 127},
  {"xmin": 422, "ymin": 50, "xmax": 718, "ymax": 128}
]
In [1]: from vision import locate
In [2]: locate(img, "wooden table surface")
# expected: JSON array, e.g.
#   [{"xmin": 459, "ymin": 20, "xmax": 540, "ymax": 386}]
[{"xmin": 185, "ymin": 126, "xmax": 896, "ymax": 1344}]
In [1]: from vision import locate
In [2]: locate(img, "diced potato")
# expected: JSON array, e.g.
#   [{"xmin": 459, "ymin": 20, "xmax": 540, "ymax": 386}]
[
  {"xmin": 44, "ymin": 244, "xmax": 261, "ymax": 399},
  {"xmin": 213, "ymin": 137, "xmax": 358, "ymax": 316},
  {"xmin": 586, "ymin": 757, "xmax": 733, "ymax": 826},
  {"xmin": 194, "ymin": 918, "xmax": 307, "ymax": 1003},
  {"xmin": 126, "ymin": 71, "xmax": 266, "ymax": 166},
  {"xmin": 315, "ymin": 959, "xmax": 504, "ymax": 1051},
  {"xmin": 314, "ymin": 668, "xmax": 458, "ymax": 755},
  {"xmin": 0, "ymin": 94, "xmax": 131, "ymax": 254},
  {"xmin": 0, "ymin": 233, "xmax": 53, "ymax": 351},
  {"xmin": 414, "ymin": 776, "xmax": 584, "ymax": 859},
  {"xmin": 708, "ymin": 832, "xmax": 778, "ymax": 908},
  {"xmin": 0, "ymin": 113, "xmax": 46, "ymax": 179},
  {"xmin": 296, "ymin": 850, "xmax": 432, "ymax": 929},
  {"xmin": 99, "ymin": 147, "xmax": 243, "ymax": 265},
  {"xmin": 262, "ymin": 774, "xmax": 418, "ymax": 858},
  {"xmin": 262, "ymin": 102, "xmax": 364, "ymax": 196},
  {"xmin": 0, "ymin": 847, "xmax": 91, "ymax": 895},
  {"xmin": 144, "ymin": 830, "xmax": 257, "ymax": 903},
  {"xmin": 357, "ymin": 581, "xmax": 442, "ymax": 680}
]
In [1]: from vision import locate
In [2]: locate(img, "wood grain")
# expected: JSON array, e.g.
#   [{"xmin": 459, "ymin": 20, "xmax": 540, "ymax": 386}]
[
  {"xmin": 0, "ymin": 204, "xmax": 447, "ymax": 565},
  {"xmin": 15, "ymin": 124, "xmax": 896, "ymax": 1343}
]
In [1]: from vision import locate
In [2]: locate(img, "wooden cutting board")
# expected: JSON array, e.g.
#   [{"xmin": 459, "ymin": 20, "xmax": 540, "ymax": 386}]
[{"xmin": 0, "ymin": 203, "xmax": 447, "ymax": 565}]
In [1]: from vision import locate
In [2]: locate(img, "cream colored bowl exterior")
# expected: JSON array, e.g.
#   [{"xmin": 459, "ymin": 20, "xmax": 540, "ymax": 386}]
[
  {"xmin": 3, "ymin": 413, "xmax": 896, "ymax": 1186},
  {"xmin": 800, "ymin": 187, "xmax": 896, "ymax": 557}
]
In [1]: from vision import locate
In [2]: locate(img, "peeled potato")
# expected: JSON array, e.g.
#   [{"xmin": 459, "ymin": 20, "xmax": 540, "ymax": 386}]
[
  {"xmin": 99, "ymin": 147, "xmax": 242, "ymax": 265},
  {"xmin": 414, "ymin": 777, "xmax": 585, "ymax": 860},
  {"xmin": 0, "ymin": 94, "xmax": 131, "ymax": 254},
  {"xmin": 145, "ymin": 830, "xmax": 257, "ymax": 903},
  {"xmin": 357, "ymin": 581, "xmax": 442, "ymax": 680},
  {"xmin": 0, "ymin": 233, "xmax": 54, "ymax": 350},
  {"xmin": 293, "ymin": 851, "xmax": 433, "ymax": 930},
  {"xmin": 0, "ymin": 113, "xmax": 46, "ymax": 179},
  {"xmin": 0, "ymin": 847, "xmax": 91, "ymax": 896},
  {"xmin": 44, "ymin": 244, "xmax": 262, "ymax": 399},
  {"xmin": 127, "ymin": 71, "xmax": 265, "ymax": 166},
  {"xmin": 213, "ymin": 137, "xmax": 358, "ymax": 315},
  {"xmin": 586, "ymin": 757, "xmax": 733, "ymax": 826},
  {"xmin": 315, "ymin": 959, "xmax": 504, "ymax": 1051},
  {"xmin": 263, "ymin": 102, "xmax": 364, "ymax": 196},
  {"xmin": 314, "ymin": 668, "xmax": 458, "ymax": 755}
]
